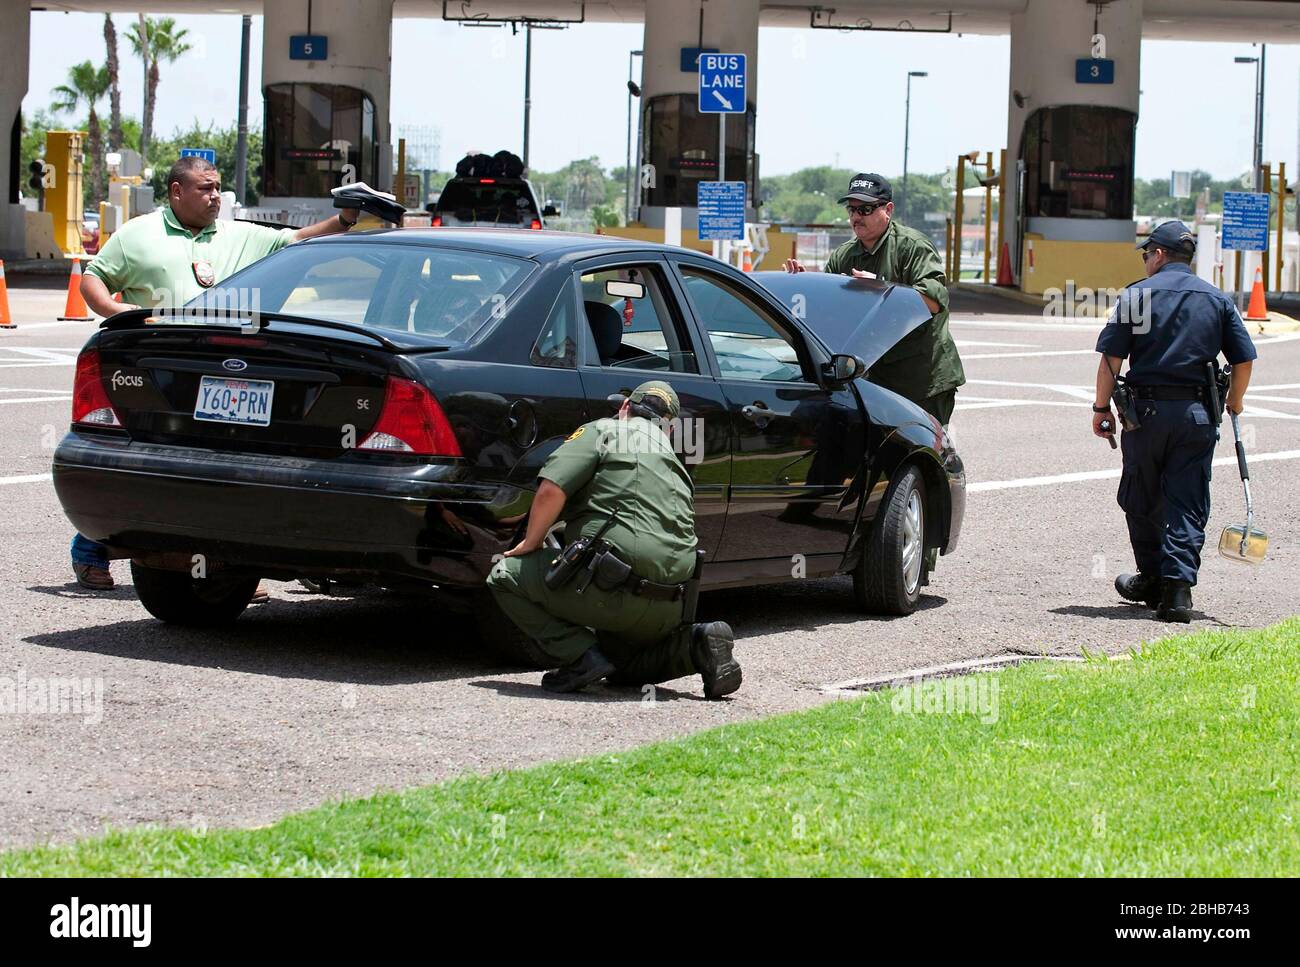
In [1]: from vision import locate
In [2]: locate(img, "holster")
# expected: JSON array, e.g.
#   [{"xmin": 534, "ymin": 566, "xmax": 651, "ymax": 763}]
[
  {"xmin": 587, "ymin": 543, "xmax": 693, "ymax": 602},
  {"xmin": 1110, "ymin": 378, "xmax": 1141, "ymax": 432},
  {"xmin": 1208, "ymin": 361, "xmax": 1229, "ymax": 427}
]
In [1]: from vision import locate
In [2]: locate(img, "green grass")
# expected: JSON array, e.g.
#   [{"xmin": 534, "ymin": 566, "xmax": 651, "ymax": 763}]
[{"xmin": 6, "ymin": 620, "xmax": 1300, "ymax": 876}]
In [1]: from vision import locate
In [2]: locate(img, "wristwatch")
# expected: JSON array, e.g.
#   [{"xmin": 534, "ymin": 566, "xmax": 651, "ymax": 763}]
[
  {"xmin": 1091, "ymin": 404, "xmax": 1111, "ymax": 413},
  {"xmin": 338, "ymin": 211, "xmax": 359, "ymax": 229}
]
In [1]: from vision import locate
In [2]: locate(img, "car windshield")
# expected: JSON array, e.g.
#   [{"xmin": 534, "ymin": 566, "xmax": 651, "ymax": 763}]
[
  {"xmin": 186, "ymin": 242, "xmax": 534, "ymax": 343},
  {"xmin": 437, "ymin": 180, "xmax": 537, "ymax": 224}
]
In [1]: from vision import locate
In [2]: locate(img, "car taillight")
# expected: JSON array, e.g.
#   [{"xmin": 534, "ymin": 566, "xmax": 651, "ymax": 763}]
[
  {"xmin": 71, "ymin": 349, "xmax": 121, "ymax": 427},
  {"xmin": 358, "ymin": 376, "xmax": 462, "ymax": 457},
  {"xmin": 431, "ymin": 215, "xmax": 443, "ymax": 227},
  {"xmin": 529, "ymin": 218, "xmax": 542, "ymax": 230}
]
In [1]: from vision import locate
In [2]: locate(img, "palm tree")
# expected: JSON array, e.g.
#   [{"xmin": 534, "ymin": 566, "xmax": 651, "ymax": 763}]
[
  {"xmin": 51, "ymin": 61, "xmax": 110, "ymax": 202},
  {"xmin": 127, "ymin": 15, "xmax": 192, "ymax": 161},
  {"xmin": 103, "ymin": 14, "xmax": 124, "ymax": 153}
]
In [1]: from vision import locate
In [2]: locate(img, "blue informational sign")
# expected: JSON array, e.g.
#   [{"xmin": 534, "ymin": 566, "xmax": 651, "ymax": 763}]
[
  {"xmin": 680, "ymin": 46, "xmax": 719, "ymax": 73},
  {"xmin": 698, "ymin": 53, "xmax": 746, "ymax": 114},
  {"xmin": 1222, "ymin": 192, "xmax": 1270, "ymax": 252},
  {"xmin": 290, "ymin": 35, "xmax": 328, "ymax": 60},
  {"xmin": 179, "ymin": 147, "xmax": 216, "ymax": 165},
  {"xmin": 698, "ymin": 181, "xmax": 747, "ymax": 241},
  {"xmin": 1075, "ymin": 58, "xmax": 1115, "ymax": 84}
]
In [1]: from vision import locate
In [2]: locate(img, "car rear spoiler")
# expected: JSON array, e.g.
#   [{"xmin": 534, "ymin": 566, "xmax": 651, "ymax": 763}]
[{"xmin": 99, "ymin": 308, "xmax": 449, "ymax": 354}]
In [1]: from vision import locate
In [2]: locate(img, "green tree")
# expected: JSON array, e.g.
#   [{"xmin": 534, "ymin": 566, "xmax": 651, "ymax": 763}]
[
  {"xmin": 103, "ymin": 14, "xmax": 124, "ymax": 152},
  {"xmin": 147, "ymin": 121, "xmax": 265, "ymax": 205},
  {"xmin": 589, "ymin": 203, "xmax": 621, "ymax": 229},
  {"xmin": 51, "ymin": 61, "xmax": 110, "ymax": 203},
  {"xmin": 127, "ymin": 16, "xmax": 192, "ymax": 160}
]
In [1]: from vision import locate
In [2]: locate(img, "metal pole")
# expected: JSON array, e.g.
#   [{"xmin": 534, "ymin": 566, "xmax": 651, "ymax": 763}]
[
  {"xmin": 954, "ymin": 155, "xmax": 966, "ymax": 282},
  {"xmin": 997, "ymin": 147, "xmax": 1008, "ymax": 285},
  {"xmin": 1262, "ymin": 162, "xmax": 1271, "ymax": 291},
  {"xmin": 522, "ymin": 23, "xmax": 532, "ymax": 170},
  {"xmin": 1277, "ymin": 160, "xmax": 1286, "ymax": 289},
  {"xmin": 983, "ymin": 151, "xmax": 993, "ymax": 283},
  {"xmin": 1254, "ymin": 48, "xmax": 1266, "ymax": 192},
  {"xmin": 902, "ymin": 73, "xmax": 912, "ymax": 225},
  {"xmin": 234, "ymin": 14, "xmax": 251, "ymax": 205},
  {"xmin": 715, "ymin": 113, "xmax": 726, "ymax": 262},
  {"xmin": 625, "ymin": 51, "xmax": 634, "ymax": 222}
]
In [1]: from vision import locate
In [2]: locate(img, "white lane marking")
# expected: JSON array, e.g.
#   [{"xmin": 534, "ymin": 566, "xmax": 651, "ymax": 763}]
[
  {"xmin": 1251, "ymin": 383, "xmax": 1300, "ymax": 391},
  {"xmin": 0, "ymin": 387, "xmax": 70, "ymax": 394},
  {"xmin": 0, "ymin": 321, "xmax": 99, "ymax": 332},
  {"xmin": 956, "ymin": 399, "xmax": 1079, "ymax": 410},
  {"xmin": 0, "ymin": 473, "xmax": 53, "ymax": 486},
  {"xmin": 970, "ymin": 449, "xmax": 1300, "ymax": 493},
  {"xmin": 950, "ymin": 318, "xmax": 1101, "ymax": 333},
  {"xmin": 953, "ymin": 339, "xmax": 1037, "ymax": 348},
  {"xmin": 1238, "ymin": 394, "xmax": 1300, "ymax": 405},
  {"xmin": 0, "ymin": 395, "xmax": 71, "ymax": 405},
  {"xmin": 961, "ymin": 349, "xmax": 1099, "ymax": 360},
  {"xmin": 0, "ymin": 361, "xmax": 77, "ymax": 369}
]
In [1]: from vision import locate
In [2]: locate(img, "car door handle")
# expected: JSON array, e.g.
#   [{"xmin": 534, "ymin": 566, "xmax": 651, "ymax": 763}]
[{"xmin": 741, "ymin": 403, "xmax": 771, "ymax": 424}]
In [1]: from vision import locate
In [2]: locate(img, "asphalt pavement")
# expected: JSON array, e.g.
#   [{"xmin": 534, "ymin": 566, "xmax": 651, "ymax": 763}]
[{"xmin": 2, "ymin": 283, "xmax": 1297, "ymax": 849}]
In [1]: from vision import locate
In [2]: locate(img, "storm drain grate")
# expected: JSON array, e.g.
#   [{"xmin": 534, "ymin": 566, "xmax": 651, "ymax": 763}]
[{"xmin": 818, "ymin": 653, "xmax": 1084, "ymax": 696}]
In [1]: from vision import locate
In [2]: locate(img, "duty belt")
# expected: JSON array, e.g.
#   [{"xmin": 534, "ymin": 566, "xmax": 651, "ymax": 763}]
[
  {"xmin": 1130, "ymin": 385, "xmax": 1207, "ymax": 401},
  {"xmin": 585, "ymin": 541, "xmax": 688, "ymax": 600}
]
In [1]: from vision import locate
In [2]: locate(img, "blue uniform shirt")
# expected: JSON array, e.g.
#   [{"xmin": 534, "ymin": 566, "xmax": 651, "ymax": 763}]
[{"xmin": 1095, "ymin": 263, "xmax": 1258, "ymax": 385}]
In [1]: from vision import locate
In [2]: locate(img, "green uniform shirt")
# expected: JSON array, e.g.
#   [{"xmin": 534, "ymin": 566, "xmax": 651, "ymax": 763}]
[
  {"xmin": 539, "ymin": 416, "xmax": 697, "ymax": 585},
  {"xmin": 824, "ymin": 220, "xmax": 966, "ymax": 402},
  {"xmin": 85, "ymin": 204, "xmax": 298, "ymax": 309}
]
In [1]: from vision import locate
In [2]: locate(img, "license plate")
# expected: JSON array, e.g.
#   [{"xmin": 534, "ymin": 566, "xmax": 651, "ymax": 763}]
[{"xmin": 193, "ymin": 375, "xmax": 275, "ymax": 426}]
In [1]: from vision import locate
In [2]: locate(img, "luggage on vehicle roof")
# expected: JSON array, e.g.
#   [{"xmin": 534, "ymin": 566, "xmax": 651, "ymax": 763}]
[
  {"xmin": 455, "ymin": 151, "xmax": 524, "ymax": 179},
  {"xmin": 492, "ymin": 150, "xmax": 525, "ymax": 179}
]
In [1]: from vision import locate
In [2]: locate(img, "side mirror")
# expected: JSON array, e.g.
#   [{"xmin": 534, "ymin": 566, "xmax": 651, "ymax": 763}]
[
  {"xmin": 824, "ymin": 353, "xmax": 867, "ymax": 385},
  {"xmin": 543, "ymin": 205, "xmax": 558, "ymax": 217}
]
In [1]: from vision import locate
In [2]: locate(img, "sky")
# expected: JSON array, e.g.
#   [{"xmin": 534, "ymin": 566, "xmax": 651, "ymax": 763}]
[{"xmin": 21, "ymin": 10, "xmax": 1295, "ymax": 183}]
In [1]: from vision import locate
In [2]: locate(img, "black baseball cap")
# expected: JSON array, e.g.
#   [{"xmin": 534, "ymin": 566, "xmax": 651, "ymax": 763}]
[
  {"xmin": 838, "ymin": 173, "xmax": 893, "ymax": 204},
  {"xmin": 1139, "ymin": 220, "xmax": 1196, "ymax": 255}
]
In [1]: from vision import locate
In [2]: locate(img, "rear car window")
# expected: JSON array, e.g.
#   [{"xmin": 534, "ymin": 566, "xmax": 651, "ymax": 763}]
[
  {"xmin": 436, "ymin": 180, "xmax": 538, "ymax": 224},
  {"xmin": 187, "ymin": 242, "xmax": 534, "ymax": 343}
]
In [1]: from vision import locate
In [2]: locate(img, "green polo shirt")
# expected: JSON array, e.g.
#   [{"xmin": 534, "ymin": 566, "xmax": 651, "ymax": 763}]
[
  {"xmin": 539, "ymin": 416, "xmax": 697, "ymax": 585},
  {"xmin": 86, "ymin": 205, "xmax": 298, "ymax": 309},
  {"xmin": 824, "ymin": 219, "xmax": 965, "ymax": 402}
]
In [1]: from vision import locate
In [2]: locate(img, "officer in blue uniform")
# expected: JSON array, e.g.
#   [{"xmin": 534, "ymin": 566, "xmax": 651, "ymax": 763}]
[{"xmin": 1092, "ymin": 221, "xmax": 1256, "ymax": 622}]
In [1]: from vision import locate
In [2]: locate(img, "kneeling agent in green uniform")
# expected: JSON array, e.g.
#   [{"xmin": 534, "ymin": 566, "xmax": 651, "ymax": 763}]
[{"xmin": 487, "ymin": 381, "xmax": 741, "ymax": 697}]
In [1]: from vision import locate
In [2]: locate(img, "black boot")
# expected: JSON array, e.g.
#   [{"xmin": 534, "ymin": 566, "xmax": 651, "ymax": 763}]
[
  {"xmin": 541, "ymin": 647, "xmax": 615, "ymax": 693},
  {"xmin": 1156, "ymin": 580, "xmax": 1193, "ymax": 623},
  {"xmin": 691, "ymin": 621, "xmax": 742, "ymax": 699},
  {"xmin": 1115, "ymin": 572, "xmax": 1162, "ymax": 609}
]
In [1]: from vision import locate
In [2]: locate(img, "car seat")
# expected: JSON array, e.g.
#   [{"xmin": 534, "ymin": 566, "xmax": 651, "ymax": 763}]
[{"xmin": 584, "ymin": 300, "xmax": 623, "ymax": 364}]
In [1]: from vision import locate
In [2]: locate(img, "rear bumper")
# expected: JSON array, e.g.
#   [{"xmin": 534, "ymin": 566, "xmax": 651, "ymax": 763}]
[{"xmin": 53, "ymin": 431, "xmax": 523, "ymax": 587}]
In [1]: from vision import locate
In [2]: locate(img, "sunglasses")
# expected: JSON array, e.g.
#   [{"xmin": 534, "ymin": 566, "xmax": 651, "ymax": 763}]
[{"xmin": 845, "ymin": 202, "xmax": 885, "ymax": 217}]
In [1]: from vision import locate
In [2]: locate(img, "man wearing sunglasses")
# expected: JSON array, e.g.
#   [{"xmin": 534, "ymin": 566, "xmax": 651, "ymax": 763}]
[{"xmin": 783, "ymin": 173, "xmax": 964, "ymax": 426}]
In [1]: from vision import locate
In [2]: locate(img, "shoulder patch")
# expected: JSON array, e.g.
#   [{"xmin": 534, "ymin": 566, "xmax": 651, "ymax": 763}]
[{"xmin": 565, "ymin": 426, "xmax": 585, "ymax": 442}]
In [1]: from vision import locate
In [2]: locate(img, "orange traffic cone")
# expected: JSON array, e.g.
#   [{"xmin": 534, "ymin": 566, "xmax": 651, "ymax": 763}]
[
  {"xmin": 0, "ymin": 260, "xmax": 14, "ymax": 329},
  {"xmin": 996, "ymin": 241, "xmax": 1014, "ymax": 287},
  {"xmin": 742, "ymin": 248, "xmax": 753, "ymax": 272},
  {"xmin": 1246, "ymin": 266, "xmax": 1269, "ymax": 321},
  {"xmin": 58, "ymin": 257, "xmax": 94, "ymax": 321}
]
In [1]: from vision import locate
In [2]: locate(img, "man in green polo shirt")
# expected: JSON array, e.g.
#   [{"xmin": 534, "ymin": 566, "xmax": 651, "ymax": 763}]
[
  {"xmin": 487, "ymin": 381, "xmax": 741, "ymax": 699},
  {"xmin": 81, "ymin": 155, "xmax": 358, "ymax": 316},
  {"xmin": 784, "ymin": 172, "xmax": 965, "ymax": 425},
  {"xmin": 69, "ymin": 155, "xmax": 359, "ymax": 592}
]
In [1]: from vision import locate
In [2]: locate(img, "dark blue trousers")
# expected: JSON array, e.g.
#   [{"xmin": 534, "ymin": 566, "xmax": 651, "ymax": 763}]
[{"xmin": 1117, "ymin": 398, "xmax": 1217, "ymax": 586}]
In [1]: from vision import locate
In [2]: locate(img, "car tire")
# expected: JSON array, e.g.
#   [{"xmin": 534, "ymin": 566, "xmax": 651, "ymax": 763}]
[
  {"xmin": 473, "ymin": 594, "xmax": 552, "ymax": 669},
  {"xmin": 130, "ymin": 561, "xmax": 260, "ymax": 627},
  {"xmin": 853, "ymin": 463, "xmax": 926, "ymax": 616}
]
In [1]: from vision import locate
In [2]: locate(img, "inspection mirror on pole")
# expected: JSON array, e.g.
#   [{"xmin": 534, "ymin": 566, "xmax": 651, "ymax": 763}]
[{"xmin": 698, "ymin": 53, "xmax": 747, "ymax": 261}]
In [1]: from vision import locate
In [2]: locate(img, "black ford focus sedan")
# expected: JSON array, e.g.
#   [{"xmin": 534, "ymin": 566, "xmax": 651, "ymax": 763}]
[{"xmin": 54, "ymin": 229, "xmax": 964, "ymax": 659}]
